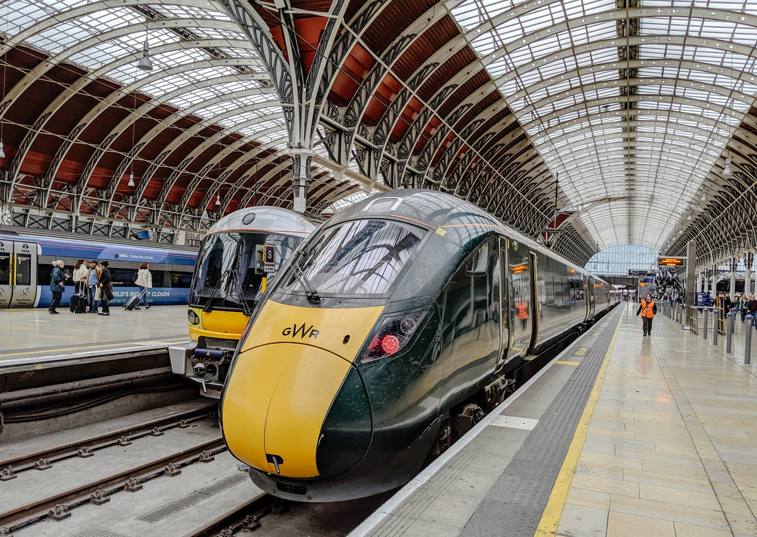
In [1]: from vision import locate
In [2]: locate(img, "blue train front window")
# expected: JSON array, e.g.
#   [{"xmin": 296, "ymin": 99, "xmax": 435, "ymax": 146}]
[{"xmin": 285, "ymin": 219, "xmax": 425, "ymax": 296}]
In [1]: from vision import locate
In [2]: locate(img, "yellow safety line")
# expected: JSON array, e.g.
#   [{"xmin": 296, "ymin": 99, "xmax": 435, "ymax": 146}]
[
  {"xmin": 534, "ymin": 308, "xmax": 624, "ymax": 536},
  {"xmin": 0, "ymin": 337, "xmax": 188, "ymax": 357},
  {"xmin": 555, "ymin": 360, "xmax": 580, "ymax": 366}
]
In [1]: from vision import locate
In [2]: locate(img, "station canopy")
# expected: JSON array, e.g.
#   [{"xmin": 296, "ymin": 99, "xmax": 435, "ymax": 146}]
[{"xmin": 1, "ymin": 0, "xmax": 756, "ymax": 267}]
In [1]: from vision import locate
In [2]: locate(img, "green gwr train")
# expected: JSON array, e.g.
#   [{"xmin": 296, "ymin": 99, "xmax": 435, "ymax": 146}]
[{"xmin": 220, "ymin": 190, "xmax": 618, "ymax": 502}]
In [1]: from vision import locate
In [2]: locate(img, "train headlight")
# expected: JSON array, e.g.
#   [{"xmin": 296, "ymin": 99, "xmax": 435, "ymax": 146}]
[
  {"xmin": 362, "ymin": 310, "xmax": 427, "ymax": 363},
  {"xmin": 188, "ymin": 309, "xmax": 200, "ymax": 325}
]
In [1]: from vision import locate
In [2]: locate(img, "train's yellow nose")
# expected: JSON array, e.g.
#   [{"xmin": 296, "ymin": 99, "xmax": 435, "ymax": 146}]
[
  {"xmin": 221, "ymin": 343, "xmax": 352, "ymax": 477},
  {"xmin": 220, "ymin": 299, "xmax": 384, "ymax": 478}
]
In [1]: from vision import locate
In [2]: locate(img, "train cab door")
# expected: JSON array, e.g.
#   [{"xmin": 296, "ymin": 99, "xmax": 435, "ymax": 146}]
[
  {"xmin": 588, "ymin": 277, "xmax": 596, "ymax": 318},
  {"xmin": 0, "ymin": 240, "xmax": 38, "ymax": 308},
  {"xmin": 506, "ymin": 239, "xmax": 533, "ymax": 359},
  {"xmin": 493, "ymin": 237, "xmax": 509, "ymax": 372}
]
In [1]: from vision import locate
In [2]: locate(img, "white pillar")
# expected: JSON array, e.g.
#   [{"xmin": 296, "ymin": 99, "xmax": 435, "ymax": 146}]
[
  {"xmin": 730, "ymin": 258, "xmax": 737, "ymax": 301},
  {"xmin": 697, "ymin": 271, "xmax": 703, "ymax": 293}
]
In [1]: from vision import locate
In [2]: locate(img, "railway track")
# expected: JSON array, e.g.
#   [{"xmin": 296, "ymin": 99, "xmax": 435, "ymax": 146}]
[
  {"xmin": 0, "ymin": 404, "xmax": 215, "ymax": 479},
  {"xmin": 0, "ymin": 436, "xmax": 226, "ymax": 533}
]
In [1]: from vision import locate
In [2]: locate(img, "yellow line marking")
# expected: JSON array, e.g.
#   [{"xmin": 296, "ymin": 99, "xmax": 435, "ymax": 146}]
[
  {"xmin": 0, "ymin": 337, "xmax": 188, "ymax": 358},
  {"xmin": 535, "ymin": 308, "xmax": 624, "ymax": 536},
  {"xmin": 574, "ymin": 347, "xmax": 588, "ymax": 356},
  {"xmin": 555, "ymin": 360, "xmax": 580, "ymax": 366}
]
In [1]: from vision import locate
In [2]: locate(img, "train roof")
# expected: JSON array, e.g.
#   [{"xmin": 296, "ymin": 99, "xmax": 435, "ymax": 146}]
[
  {"xmin": 329, "ymin": 189, "xmax": 596, "ymax": 278},
  {"xmin": 208, "ymin": 206, "xmax": 316, "ymax": 237},
  {"xmin": 0, "ymin": 225, "xmax": 197, "ymax": 255}
]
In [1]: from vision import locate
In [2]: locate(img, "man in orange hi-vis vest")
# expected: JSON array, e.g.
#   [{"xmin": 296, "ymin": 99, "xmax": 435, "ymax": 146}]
[{"xmin": 636, "ymin": 293, "xmax": 657, "ymax": 337}]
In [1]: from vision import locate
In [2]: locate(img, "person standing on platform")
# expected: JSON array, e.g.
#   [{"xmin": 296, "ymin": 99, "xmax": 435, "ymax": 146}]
[
  {"xmin": 98, "ymin": 261, "xmax": 113, "ymax": 316},
  {"xmin": 72, "ymin": 259, "xmax": 88, "ymax": 297},
  {"xmin": 636, "ymin": 293, "xmax": 657, "ymax": 337},
  {"xmin": 748, "ymin": 294, "xmax": 757, "ymax": 327},
  {"xmin": 737, "ymin": 293, "xmax": 749, "ymax": 324},
  {"xmin": 86, "ymin": 259, "xmax": 100, "ymax": 314},
  {"xmin": 134, "ymin": 262, "xmax": 153, "ymax": 310},
  {"xmin": 49, "ymin": 260, "xmax": 67, "ymax": 314}
]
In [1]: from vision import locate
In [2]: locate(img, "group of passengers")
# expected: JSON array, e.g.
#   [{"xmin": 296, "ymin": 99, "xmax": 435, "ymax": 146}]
[
  {"xmin": 730, "ymin": 293, "xmax": 757, "ymax": 324},
  {"xmin": 48, "ymin": 259, "xmax": 153, "ymax": 315}
]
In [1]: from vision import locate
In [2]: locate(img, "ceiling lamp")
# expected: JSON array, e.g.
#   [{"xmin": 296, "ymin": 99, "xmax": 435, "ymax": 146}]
[
  {"xmin": 700, "ymin": 191, "xmax": 707, "ymax": 202},
  {"xmin": 723, "ymin": 157, "xmax": 732, "ymax": 176},
  {"xmin": 127, "ymin": 172, "xmax": 135, "ymax": 187},
  {"xmin": 137, "ymin": 37, "xmax": 153, "ymax": 71},
  {"xmin": 0, "ymin": 141, "xmax": 5, "ymax": 159},
  {"xmin": 215, "ymin": 194, "xmax": 221, "ymax": 207},
  {"xmin": 687, "ymin": 211, "xmax": 692, "ymax": 221}
]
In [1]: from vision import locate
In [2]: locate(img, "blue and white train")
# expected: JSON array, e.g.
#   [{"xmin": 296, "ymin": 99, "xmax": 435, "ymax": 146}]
[{"xmin": 0, "ymin": 229, "xmax": 197, "ymax": 309}]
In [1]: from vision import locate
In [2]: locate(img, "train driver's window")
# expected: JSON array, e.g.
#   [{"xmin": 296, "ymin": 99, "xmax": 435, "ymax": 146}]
[{"xmin": 466, "ymin": 242, "xmax": 489, "ymax": 275}]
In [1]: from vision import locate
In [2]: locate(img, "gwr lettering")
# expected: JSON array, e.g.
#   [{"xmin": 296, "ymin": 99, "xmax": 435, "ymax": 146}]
[{"xmin": 282, "ymin": 323, "xmax": 319, "ymax": 339}]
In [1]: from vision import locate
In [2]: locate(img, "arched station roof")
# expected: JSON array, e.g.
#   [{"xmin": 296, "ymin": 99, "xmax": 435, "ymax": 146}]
[{"xmin": 1, "ymin": 0, "xmax": 756, "ymax": 267}]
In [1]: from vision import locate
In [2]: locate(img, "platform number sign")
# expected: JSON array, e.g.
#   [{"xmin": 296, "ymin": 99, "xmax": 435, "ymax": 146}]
[{"xmin": 264, "ymin": 243, "xmax": 276, "ymax": 273}]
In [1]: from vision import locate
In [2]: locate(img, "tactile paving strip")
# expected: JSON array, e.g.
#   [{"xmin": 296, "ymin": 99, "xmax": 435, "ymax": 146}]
[{"xmin": 458, "ymin": 308, "xmax": 623, "ymax": 537}]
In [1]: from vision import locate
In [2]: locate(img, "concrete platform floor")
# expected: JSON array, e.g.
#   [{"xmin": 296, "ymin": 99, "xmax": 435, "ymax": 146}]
[
  {"xmin": 0, "ymin": 305, "xmax": 188, "ymax": 363},
  {"xmin": 354, "ymin": 302, "xmax": 757, "ymax": 537},
  {"xmin": 555, "ymin": 301, "xmax": 757, "ymax": 537}
]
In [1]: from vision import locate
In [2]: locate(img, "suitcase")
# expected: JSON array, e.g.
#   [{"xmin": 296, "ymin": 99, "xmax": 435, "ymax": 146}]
[
  {"xmin": 70, "ymin": 293, "xmax": 86, "ymax": 314},
  {"xmin": 123, "ymin": 289, "xmax": 146, "ymax": 311},
  {"xmin": 76, "ymin": 293, "xmax": 87, "ymax": 313}
]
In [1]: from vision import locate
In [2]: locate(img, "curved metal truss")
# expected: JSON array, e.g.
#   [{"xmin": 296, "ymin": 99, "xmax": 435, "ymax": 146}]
[
  {"xmin": 0, "ymin": 0, "xmax": 362, "ymax": 242},
  {"xmin": 3, "ymin": 0, "xmax": 756, "ymax": 268}
]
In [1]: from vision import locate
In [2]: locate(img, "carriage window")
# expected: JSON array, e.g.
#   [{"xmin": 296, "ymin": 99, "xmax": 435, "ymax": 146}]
[{"xmin": 466, "ymin": 243, "xmax": 489, "ymax": 275}]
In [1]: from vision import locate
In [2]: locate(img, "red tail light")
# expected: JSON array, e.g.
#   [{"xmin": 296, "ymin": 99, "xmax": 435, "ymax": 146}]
[{"xmin": 361, "ymin": 310, "xmax": 427, "ymax": 363}]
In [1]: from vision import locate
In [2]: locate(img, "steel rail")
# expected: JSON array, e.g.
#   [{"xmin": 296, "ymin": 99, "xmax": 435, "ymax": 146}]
[
  {"xmin": 0, "ymin": 438, "xmax": 225, "ymax": 532},
  {"xmin": 0, "ymin": 404, "xmax": 216, "ymax": 478}
]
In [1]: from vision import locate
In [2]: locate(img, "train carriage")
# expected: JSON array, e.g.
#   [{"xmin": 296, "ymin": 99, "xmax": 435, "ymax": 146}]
[
  {"xmin": 0, "ymin": 229, "xmax": 196, "ymax": 309},
  {"xmin": 219, "ymin": 190, "xmax": 618, "ymax": 502}
]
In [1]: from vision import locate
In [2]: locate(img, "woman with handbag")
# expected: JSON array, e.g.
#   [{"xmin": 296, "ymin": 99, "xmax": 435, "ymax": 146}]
[{"xmin": 98, "ymin": 261, "xmax": 113, "ymax": 316}]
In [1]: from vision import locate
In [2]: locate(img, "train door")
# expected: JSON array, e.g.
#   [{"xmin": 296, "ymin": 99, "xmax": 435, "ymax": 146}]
[
  {"xmin": 493, "ymin": 236, "xmax": 509, "ymax": 372},
  {"xmin": 588, "ymin": 276, "xmax": 596, "ymax": 318},
  {"xmin": 0, "ymin": 240, "xmax": 38, "ymax": 308},
  {"xmin": 0, "ymin": 241, "xmax": 11, "ymax": 308},
  {"xmin": 507, "ymin": 239, "xmax": 533, "ymax": 359}
]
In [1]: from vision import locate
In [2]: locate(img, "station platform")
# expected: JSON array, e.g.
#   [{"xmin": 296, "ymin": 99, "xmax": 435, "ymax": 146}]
[
  {"xmin": 352, "ymin": 302, "xmax": 757, "ymax": 537},
  {"xmin": 0, "ymin": 305, "xmax": 189, "ymax": 368}
]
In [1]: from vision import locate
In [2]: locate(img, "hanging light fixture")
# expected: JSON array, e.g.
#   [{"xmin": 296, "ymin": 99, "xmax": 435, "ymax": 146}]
[
  {"xmin": 215, "ymin": 193, "xmax": 221, "ymax": 207},
  {"xmin": 700, "ymin": 191, "xmax": 707, "ymax": 202},
  {"xmin": 137, "ymin": 36, "xmax": 153, "ymax": 71},
  {"xmin": 723, "ymin": 157, "xmax": 732, "ymax": 176},
  {"xmin": 128, "ymin": 172, "xmax": 135, "ymax": 187},
  {"xmin": 0, "ymin": 142, "xmax": 5, "ymax": 160}
]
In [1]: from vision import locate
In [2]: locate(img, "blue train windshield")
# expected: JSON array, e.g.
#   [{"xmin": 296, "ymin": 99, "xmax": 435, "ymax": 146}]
[
  {"xmin": 283, "ymin": 219, "xmax": 425, "ymax": 296},
  {"xmin": 190, "ymin": 232, "xmax": 302, "ymax": 310}
]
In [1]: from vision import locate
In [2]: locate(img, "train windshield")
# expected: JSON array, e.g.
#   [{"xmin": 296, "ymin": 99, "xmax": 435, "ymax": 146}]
[
  {"xmin": 283, "ymin": 219, "xmax": 425, "ymax": 296},
  {"xmin": 190, "ymin": 232, "xmax": 302, "ymax": 310}
]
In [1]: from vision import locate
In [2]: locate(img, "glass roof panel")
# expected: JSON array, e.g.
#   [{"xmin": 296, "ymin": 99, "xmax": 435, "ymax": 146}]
[
  {"xmin": 450, "ymin": 0, "xmax": 757, "ymax": 250},
  {"xmin": 1, "ymin": 0, "xmax": 305, "ymax": 204}
]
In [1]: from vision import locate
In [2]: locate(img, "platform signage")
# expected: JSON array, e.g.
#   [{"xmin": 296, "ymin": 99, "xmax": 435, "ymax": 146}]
[
  {"xmin": 695, "ymin": 292, "xmax": 711, "ymax": 307},
  {"xmin": 658, "ymin": 256, "xmax": 685, "ymax": 267}
]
